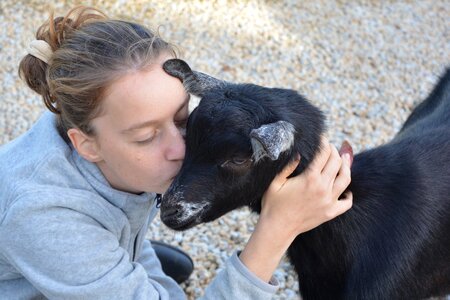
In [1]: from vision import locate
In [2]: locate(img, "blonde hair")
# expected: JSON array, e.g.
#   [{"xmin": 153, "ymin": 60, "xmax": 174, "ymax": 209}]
[{"xmin": 19, "ymin": 6, "xmax": 177, "ymax": 141}]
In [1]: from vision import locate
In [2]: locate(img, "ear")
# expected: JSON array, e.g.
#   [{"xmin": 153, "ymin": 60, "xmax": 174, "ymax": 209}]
[
  {"xmin": 162, "ymin": 59, "xmax": 194, "ymax": 82},
  {"xmin": 67, "ymin": 128, "xmax": 102, "ymax": 163},
  {"xmin": 250, "ymin": 121, "xmax": 296, "ymax": 162},
  {"xmin": 163, "ymin": 58, "xmax": 227, "ymax": 95}
]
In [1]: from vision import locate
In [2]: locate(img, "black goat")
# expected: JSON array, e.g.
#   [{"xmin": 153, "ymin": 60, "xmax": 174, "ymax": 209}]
[{"xmin": 160, "ymin": 59, "xmax": 450, "ymax": 299}]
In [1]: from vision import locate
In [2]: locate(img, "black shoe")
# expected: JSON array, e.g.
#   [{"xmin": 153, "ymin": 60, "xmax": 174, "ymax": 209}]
[{"xmin": 150, "ymin": 240, "xmax": 194, "ymax": 284}]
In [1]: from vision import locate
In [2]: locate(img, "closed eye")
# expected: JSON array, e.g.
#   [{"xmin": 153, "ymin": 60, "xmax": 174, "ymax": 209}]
[
  {"xmin": 220, "ymin": 158, "xmax": 253, "ymax": 169},
  {"xmin": 136, "ymin": 136, "xmax": 155, "ymax": 145},
  {"xmin": 230, "ymin": 158, "xmax": 248, "ymax": 165}
]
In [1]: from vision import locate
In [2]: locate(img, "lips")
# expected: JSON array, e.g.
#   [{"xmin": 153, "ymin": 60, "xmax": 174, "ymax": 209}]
[{"xmin": 163, "ymin": 216, "xmax": 200, "ymax": 231}]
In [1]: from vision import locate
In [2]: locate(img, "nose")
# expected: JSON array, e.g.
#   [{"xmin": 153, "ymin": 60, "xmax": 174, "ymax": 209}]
[
  {"xmin": 165, "ymin": 124, "xmax": 186, "ymax": 161},
  {"xmin": 160, "ymin": 204, "xmax": 180, "ymax": 220}
]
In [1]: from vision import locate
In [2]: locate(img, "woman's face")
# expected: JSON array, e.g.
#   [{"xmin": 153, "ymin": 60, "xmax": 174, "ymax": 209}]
[{"xmin": 90, "ymin": 57, "xmax": 189, "ymax": 194}]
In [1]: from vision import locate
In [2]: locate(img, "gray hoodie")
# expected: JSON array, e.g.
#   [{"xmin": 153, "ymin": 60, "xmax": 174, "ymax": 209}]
[{"xmin": 0, "ymin": 111, "xmax": 279, "ymax": 299}]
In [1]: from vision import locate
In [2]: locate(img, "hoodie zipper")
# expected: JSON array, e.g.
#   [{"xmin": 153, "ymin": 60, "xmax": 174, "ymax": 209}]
[{"xmin": 132, "ymin": 194, "xmax": 162, "ymax": 261}]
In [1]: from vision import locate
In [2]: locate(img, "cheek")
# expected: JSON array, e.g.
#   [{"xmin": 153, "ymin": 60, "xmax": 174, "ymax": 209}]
[
  {"xmin": 132, "ymin": 151, "xmax": 158, "ymax": 172},
  {"xmin": 131, "ymin": 148, "xmax": 172, "ymax": 179},
  {"xmin": 102, "ymin": 142, "xmax": 152, "ymax": 175}
]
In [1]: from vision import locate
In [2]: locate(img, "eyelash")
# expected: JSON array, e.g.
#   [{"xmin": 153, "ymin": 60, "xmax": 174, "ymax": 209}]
[
  {"xmin": 135, "ymin": 119, "xmax": 187, "ymax": 145},
  {"xmin": 136, "ymin": 136, "xmax": 155, "ymax": 145}
]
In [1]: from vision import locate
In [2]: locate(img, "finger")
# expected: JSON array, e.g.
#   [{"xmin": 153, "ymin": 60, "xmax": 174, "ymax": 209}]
[
  {"xmin": 331, "ymin": 191, "xmax": 353, "ymax": 217},
  {"xmin": 308, "ymin": 137, "xmax": 331, "ymax": 173},
  {"xmin": 339, "ymin": 140, "xmax": 354, "ymax": 167},
  {"xmin": 332, "ymin": 154, "xmax": 352, "ymax": 198},
  {"xmin": 270, "ymin": 155, "xmax": 301, "ymax": 191},
  {"xmin": 321, "ymin": 144, "xmax": 342, "ymax": 183}
]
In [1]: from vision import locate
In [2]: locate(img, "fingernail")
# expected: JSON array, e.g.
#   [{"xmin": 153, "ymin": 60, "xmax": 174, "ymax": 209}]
[{"xmin": 342, "ymin": 153, "xmax": 350, "ymax": 164}]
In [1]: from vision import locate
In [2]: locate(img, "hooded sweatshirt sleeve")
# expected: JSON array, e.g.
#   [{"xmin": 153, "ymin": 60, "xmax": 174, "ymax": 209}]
[
  {"xmin": 137, "ymin": 237, "xmax": 279, "ymax": 300},
  {"xmin": 199, "ymin": 251, "xmax": 279, "ymax": 300}
]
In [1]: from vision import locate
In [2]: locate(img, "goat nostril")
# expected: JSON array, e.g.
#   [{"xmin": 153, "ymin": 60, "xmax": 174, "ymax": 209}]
[{"xmin": 161, "ymin": 206, "xmax": 180, "ymax": 219}]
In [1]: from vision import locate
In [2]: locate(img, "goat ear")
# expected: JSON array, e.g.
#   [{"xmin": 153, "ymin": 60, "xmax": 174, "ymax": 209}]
[
  {"xmin": 162, "ymin": 59, "xmax": 193, "ymax": 80},
  {"xmin": 163, "ymin": 59, "xmax": 227, "ymax": 96},
  {"xmin": 250, "ymin": 121, "xmax": 296, "ymax": 162}
]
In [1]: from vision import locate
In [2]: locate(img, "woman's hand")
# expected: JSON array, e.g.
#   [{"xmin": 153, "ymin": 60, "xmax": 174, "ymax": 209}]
[
  {"xmin": 239, "ymin": 136, "xmax": 352, "ymax": 283},
  {"xmin": 260, "ymin": 136, "xmax": 353, "ymax": 239}
]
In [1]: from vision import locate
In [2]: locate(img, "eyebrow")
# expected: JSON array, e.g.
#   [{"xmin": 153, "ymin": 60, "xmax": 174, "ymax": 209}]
[{"xmin": 121, "ymin": 95, "xmax": 190, "ymax": 134}]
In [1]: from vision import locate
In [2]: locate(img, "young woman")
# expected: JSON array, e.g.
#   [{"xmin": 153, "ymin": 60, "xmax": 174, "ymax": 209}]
[{"xmin": 0, "ymin": 6, "xmax": 352, "ymax": 299}]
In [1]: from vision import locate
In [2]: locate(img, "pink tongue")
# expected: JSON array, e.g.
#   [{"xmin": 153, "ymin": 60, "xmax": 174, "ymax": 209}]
[{"xmin": 339, "ymin": 140, "xmax": 354, "ymax": 167}]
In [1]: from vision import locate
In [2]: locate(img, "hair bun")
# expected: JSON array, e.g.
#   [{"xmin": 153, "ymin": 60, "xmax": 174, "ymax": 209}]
[
  {"xmin": 27, "ymin": 40, "xmax": 53, "ymax": 64},
  {"xmin": 18, "ymin": 6, "xmax": 107, "ymax": 114}
]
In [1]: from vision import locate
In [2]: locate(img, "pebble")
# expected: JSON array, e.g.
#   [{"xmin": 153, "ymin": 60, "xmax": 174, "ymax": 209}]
[{"xmin": 1, "ymin": 1, "xmax": 449, "ymax": 299}]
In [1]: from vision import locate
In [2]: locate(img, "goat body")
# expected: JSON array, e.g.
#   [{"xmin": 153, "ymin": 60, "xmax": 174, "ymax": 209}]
[{"xmin": 161, "ymin": 59, "xmax": 450, "ymax": 299}]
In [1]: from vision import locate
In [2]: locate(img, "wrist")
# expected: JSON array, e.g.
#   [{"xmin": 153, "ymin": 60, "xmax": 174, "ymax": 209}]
[
  {"xmin": 238, "ymin": 217, "xmax": 296, "ymax": 283},
  {"xmin": 258, "ymin": 211, "xmax": 299, "ymax": 244}
]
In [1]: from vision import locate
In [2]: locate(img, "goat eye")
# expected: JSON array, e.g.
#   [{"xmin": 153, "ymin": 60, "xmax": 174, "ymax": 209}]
[
  {"xmin": 231, "ymin": 158, "xmax": 248, "ymax": 165},
  {"xmin": 220, "ymin": 158, "xmax": 252, "ymax": 169}
]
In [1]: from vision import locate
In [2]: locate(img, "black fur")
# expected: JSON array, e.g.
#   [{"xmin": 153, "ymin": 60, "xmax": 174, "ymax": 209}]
[{"xmin": 161, "ymin": 59, "xmax": 450, "ymax": 299}]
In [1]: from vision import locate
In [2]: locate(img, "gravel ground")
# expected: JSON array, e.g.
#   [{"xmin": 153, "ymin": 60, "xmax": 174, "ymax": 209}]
[{"xmin": 1, "ymin": 0, "xmax": 449, "ymax": 299}]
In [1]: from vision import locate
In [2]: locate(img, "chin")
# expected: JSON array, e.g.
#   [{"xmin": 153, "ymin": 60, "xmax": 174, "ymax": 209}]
[
  {"xmin": 162, "ymin": 217, "xmax": 201, "ymax": 231},
  {"xmin": 160, "ymin": 183, "xmax": 172, "ymax": 194}
]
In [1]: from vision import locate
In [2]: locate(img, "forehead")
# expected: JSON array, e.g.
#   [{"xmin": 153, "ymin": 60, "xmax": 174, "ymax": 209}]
[
  {"xmin": 97, "ymin": 64, "xmax": 187, "ymax": 128},
  {"xmin": 186, "ymin": 95, "xmax": 259, "ymax": 157},
  {"xmin": 193, "ymin": 101, "xmax": 253, "ymax": 136},
  {"xmin": 196, "ymin": 90, "xmax": 264, "ymax": 128}
]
